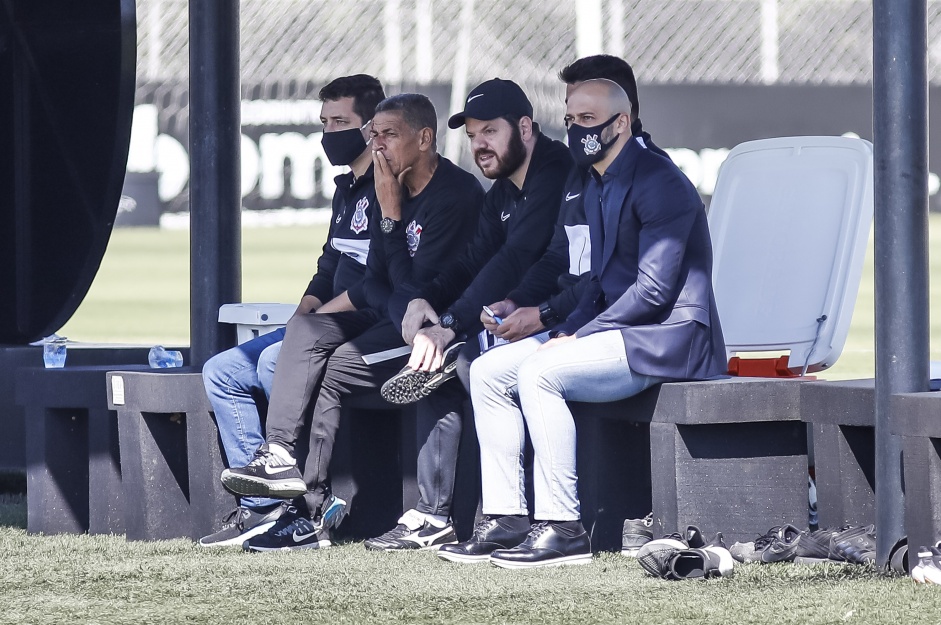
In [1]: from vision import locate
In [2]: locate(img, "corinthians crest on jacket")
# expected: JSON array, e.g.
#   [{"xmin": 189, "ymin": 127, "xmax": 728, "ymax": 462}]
[
  {"xmin": 406, "ymin": 220, "xmax": 422, "ymax": 257},
  {"xmin": 350, "ymin": 197, "xmax": 369, "ymax": 234}
]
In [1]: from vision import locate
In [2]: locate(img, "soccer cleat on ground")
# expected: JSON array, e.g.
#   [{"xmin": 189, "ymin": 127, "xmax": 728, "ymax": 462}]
[
  {"xmin": 380, "ymin": 342, "xmax": 465, "ymax": 405},
  {"xmin": 621, "ymin": 512, "xmax": 654, "ymax": 557},
  {"xmin": 729, "ymin": 524, "xmax": 802, "ymax": 564},
  {"xmin": 489, "ymin": 521, "xmax": 592, "ymax": 569},
  {"xmin": 198, "ymin": 503, "xmax": 286, "ymax": 547},
  {"xmin": 364, "ymin": 509, "xmax": 458, "ymax": 551},
  {"xmin": 636, "ymin": 526, "xmax": 706, "ymax": 578},
  {"xmin": 667, "ymin": 534, "xmax": 735, "ymax": 580},
  {"xmin": 242, "ymin": 494, "xmax": 347, "ymax": 552},
  {"xmin": 220, "ymin": 443, "xmax": 307, "ymax": 499},
  {"xmin": 830, "ymin": 524, "xmax": 877, "ymax": 565},
  {"xmin": 438, "ymin": 515, "xmax": 531, "ymax": 564},
  {"xmin": 794, "ymin": 526, "xmax": 845, "ymax": 564}
]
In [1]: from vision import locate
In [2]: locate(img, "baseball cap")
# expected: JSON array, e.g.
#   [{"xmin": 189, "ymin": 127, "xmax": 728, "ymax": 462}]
[{"xmin": 447, "ymin": 78, "xmax": 534, "ymax": 129}]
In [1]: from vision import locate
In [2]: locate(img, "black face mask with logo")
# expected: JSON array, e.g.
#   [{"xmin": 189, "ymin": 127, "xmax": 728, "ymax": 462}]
[
  {"xmin": 321, "ymin": 125, "xmax": 368, "ymax": 166},
  {"xmin": 566, "ymin": 114, "xmax": 620, "ymax": 168}
]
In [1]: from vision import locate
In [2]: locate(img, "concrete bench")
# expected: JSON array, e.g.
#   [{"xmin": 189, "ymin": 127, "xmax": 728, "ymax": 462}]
[
  {"xmin": 14, "ymin": 365, "xmax": 151, "ymax": 535},
  {"xmin": 891, "ymin": 392, "xmax": 941, "ymax": 551},
  {"xmin": 801, "ymin": 379, "xmax": 875, "ymax": 527}
]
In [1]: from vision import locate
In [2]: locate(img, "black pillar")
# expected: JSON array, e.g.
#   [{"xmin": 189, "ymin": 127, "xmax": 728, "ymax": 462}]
[
  {"xmin": 872, "ymin": 0, "xmax": 929, "ymax": 566},
  {"xmin": 188, "ymin": 0, "xmax": 241, "ymax": 366}
]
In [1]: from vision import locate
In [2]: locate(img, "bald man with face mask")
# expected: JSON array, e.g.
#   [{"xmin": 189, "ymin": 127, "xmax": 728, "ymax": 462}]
[{"xmin": 438, "ymin": 79, "xmax": 727, "ymax": 569}]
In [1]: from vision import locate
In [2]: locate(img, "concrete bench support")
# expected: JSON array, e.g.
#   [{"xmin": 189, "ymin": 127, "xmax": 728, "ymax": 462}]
[
  {"xmin": 891, "ymin": 392, "xmax": 941, "ymax": 551},
  {"xmin": 649, "ymin": 378, "xmax": 808, "ymax": 544},
  {"xmin": 801, "ymin": 379, "xmax": 875, "ymax": 527},
  {"xmin": 107, "ymin": 369, "xmax": 226, "ymax": 541},
  {"xmin": 15, "ymin": 366, "xmax": 144, "ymax": 535}
]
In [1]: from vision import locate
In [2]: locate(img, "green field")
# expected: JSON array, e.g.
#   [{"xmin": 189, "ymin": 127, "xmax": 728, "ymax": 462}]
[{"xmin": 60, "ymin": 216, "xmax": 941, "ymax": 380}]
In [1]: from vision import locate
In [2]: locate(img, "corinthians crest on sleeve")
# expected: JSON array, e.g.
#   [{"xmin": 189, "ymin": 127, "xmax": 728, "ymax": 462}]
[
  {"xmin": 406, "ymin": 220, "xmax": 422, "ymax": 257},
  {"xmin": 581, "ymin": 134, "xmax": 601, "ymax": 156},
  {"xmin": 350, "ymin": 197, "xmax": 369, "ymax": 234}
]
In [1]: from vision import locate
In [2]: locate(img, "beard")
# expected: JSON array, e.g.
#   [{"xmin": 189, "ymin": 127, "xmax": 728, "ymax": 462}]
[{"xmin": 475, "ymin": 124, "xmax": 527, "ymax": 180}]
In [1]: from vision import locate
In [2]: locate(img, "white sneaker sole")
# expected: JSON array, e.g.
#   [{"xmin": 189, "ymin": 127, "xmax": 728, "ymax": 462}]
[
  {"xmin": 198, "ymin": 520, "xmax": 278, "ymax": 548},
  {"xmin": 244, "ymin": 540, "xmax": 332, "ymax": 552},
  {"xmin": 437, "ymin": 550, "xmax": 492, "ymax": 564},
  {"xmin": 220, "ymin": 470, "xmax": 307, "ymax": 499},
  {"xmin": 490, "ymin": 553, "xmax": 593, "ymax": 569}
]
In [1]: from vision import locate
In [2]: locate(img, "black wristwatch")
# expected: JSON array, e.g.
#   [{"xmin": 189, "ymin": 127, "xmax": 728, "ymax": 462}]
[
  {"xmin": 439, "ymin": 311, "xmax": 459, "ymax": 332},
  {"xmin": 538, "ymin": 301, "xmax": 560, "ymax": 328},
  {"xmin": 380, "ymin": 217, "xmax": 400, "ymax": 234}
]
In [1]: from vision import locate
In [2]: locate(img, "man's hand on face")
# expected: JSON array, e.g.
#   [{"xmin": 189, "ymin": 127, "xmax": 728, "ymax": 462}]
[
  {"xmin": 407, "ymin": 325, "xmax": 456, "ymax": 372},
  {"xmin": 401, "ymin": 298, "xmax": 439, "ymax": 344},
  {"xmin": 537, "ymin": 334, "xmax": 576, "ymax": 352},
  {"xmin": 372, "ymin": 149, "xmax": 411, "ymax": 221},
  {"xmin": 492, "ymin": 306, "xmax": 544, "ymax": 342}
]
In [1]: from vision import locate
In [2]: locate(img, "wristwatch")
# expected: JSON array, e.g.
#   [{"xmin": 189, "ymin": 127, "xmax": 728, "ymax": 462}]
[
  {"xmin": 380, "ymin": 216, "xmax": 400, "ymax": 234},
  {"xmin": 538, "ymin": 301, "xmax": 560, "ymax": 328},
  {"xmin": 439, "ymin": 311, "xmax": 459, "ymax": 332}
]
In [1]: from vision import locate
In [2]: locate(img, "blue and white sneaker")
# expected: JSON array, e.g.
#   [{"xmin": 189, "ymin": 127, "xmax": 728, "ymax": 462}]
[{"xmin": 242, "ymin": 494, "xmax": 347, "ymax": 552}]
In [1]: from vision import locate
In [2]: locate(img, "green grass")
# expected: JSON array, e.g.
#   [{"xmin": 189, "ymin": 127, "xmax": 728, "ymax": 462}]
[
  {"xmin": 0, "ymin": 513, "xmax": 939, "ymax": 625},
  {"xmin": 60, "ymin": 215, "xmax": 941, "ymax": 380}
]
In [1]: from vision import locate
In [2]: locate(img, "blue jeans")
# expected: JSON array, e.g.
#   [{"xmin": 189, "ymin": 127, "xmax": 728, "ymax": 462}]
[
  {"xmin": 470, "ymin": 330, "xmax": 665, "ymax": 521},
  {"xmin": 203, "ymin": 327, "xmax": 285, "ymax": 509}
]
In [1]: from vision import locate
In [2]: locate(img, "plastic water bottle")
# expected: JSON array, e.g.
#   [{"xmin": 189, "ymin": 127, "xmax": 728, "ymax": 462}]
[{"xmin": 148, "ymin": 345, "xmax": 184, "ymax": 368}]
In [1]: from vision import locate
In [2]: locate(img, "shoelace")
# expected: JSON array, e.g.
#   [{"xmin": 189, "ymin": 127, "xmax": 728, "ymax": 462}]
[
  {"xmin": 527, "ymin": 522, "xmax": 551, "ymax": 541},
  {"xmin": 219, "ymin": 507, "xmax": 246, "ymax": 530},
  {"xmin": 472, "ymin": 517, "xmax": 498, "ymax": 540},
  {"xmin": 247, "ymin": 449, "xmax": 279, "ymax": 467}
]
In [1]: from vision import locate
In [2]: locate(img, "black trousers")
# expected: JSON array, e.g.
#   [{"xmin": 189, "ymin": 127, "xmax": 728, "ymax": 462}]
[{"xmin": 265, "ymin": 311, "xmax": 476, "ymax": 519}]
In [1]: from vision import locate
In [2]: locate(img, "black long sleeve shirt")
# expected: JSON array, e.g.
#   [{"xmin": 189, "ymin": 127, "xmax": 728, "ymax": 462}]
[
  {"xmin": 347, "ymin": 156, "xmax": 483, "ymax": 318},
  {"xmin": 415, "ymin": 132, "xmax": 573, "ymax": 334}
]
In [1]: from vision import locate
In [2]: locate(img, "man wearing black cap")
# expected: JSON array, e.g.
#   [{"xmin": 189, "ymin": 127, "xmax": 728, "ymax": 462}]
[{"xmin": 362, "ymin": 78, "xmax": 573, "ymax": 551}]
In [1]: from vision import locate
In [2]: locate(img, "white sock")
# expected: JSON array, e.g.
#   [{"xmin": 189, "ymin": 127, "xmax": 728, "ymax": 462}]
[{"xmin": 267, "ymin": 443, "xmax": 296, "ymax": 464}]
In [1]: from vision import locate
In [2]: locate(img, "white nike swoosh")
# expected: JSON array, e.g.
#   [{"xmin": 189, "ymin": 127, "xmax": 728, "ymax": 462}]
[
  {"xmin": 565, "ymin": 192, "xmax": 580, "ymax": 201},
  {"xmin": 263, "ymin": 464, "xmax": 296, "ymax": 475},
  {"xmin": 293, "ymin": 530, "xmax": 317, "ymax": 542},
  {"xmin": 501, "ymin": 212, "xmax": 510, "ymax": 221},
  {"xmin": 467, "ymin": 94, "xmax": 484, "ymax": 103}
]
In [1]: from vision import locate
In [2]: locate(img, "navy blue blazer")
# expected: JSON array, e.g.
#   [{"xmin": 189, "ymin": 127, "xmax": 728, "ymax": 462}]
[{"xmin": 555, "ymin": 138, "xmax": 727, "ymax": 381}]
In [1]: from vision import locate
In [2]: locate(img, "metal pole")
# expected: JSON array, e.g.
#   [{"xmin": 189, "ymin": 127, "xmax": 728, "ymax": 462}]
[
  {"xmin": 189, "ymin": 0, "xmax": 241, "ymax": 366},
  {"xmin": 872, "ymin": 0, "xmax": 929, "ymax": 566}
]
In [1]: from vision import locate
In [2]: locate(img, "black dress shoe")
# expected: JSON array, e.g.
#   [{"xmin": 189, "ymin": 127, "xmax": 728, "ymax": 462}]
[
  {"xmin": 489, "ymin": 521, "xmax": 592, "ymax": 569},
  {"xmin": 438, "ymin": 515, "xmax": 530, "ymax": 564}
]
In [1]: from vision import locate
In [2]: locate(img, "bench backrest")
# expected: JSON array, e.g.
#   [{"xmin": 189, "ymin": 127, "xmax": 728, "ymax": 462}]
[{"xmin": 708, "ymin": 136, "xmax": 874, "ymax": 374}]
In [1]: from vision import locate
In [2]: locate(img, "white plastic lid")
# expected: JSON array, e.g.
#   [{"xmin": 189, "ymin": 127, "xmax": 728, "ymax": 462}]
[
  {"xmin": 217, "ymin": 303, "xmax": 296, "ymax": 325},
  {"xmin": 708, "ymin": 136, "xmax": 874, "ymax": 373}
]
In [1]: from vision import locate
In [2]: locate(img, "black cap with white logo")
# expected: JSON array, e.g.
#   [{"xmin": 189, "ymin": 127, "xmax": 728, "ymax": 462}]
[{"xmin": 447, "ymin": 78, "xmax": 534, "ymax": 129}]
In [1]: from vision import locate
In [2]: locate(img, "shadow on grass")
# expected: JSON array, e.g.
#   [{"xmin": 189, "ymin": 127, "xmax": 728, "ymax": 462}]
[{"xmin": 0, "ymin": 493, "xmax": 27, "ymax": 529}]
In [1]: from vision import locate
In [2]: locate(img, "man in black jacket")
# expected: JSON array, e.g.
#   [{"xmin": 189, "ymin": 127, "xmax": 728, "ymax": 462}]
[
  {"xmin": 483, "ymin": 55, "xmax": 671, "ymax": 342},
  {"xmin": 198, "ymin": 74, "xmax": 385, "ymax": 548},
  {"xmin": 220, "ymin": 93, "xmax": 484, "ymax": 552},
  {"xmin": 364, "ymin": 79, "xmax": 573, "ymax": 550}
]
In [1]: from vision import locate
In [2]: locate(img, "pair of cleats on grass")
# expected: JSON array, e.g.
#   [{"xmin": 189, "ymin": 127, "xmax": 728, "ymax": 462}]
[
  {"xmin": 381, "ymin": 341, "xmax": 464, "ymax": 405},
  {"xmin": 633, "ymin": 525, "xmax": 735, "ymax": 581}
]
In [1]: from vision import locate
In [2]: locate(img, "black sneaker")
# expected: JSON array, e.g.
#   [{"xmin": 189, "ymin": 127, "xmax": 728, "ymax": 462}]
[
  {"xmin": 438, "ymin": 515, "xmax": 531, "ymax": 564},
  {"xmin": 621, "ymin": 513, "xmax": 654, "ymax": 557},
  {"xmin": 220, "ymin": 443, "xmax": 306, "ymax": 499},
  {"xmin": 887, "ymin": 536, "xmax": 909, "ymax": 574},
  {"xmin": 380, "ymin": 342, "xmax": 465, "ymax": 405},
  {"xmin": 667, "ymin": 534, "xmax": 735, "ymax": 580},
  {"xmin": 636, "ymin": 526, "xmax": 707, "ymax": 578},
  {"xmin": 794, "ymin": 526, "xmax": 844, "ymax": 564},
  {"xmin": 831, "ymin": 524, "xmax": 876, "ymax": 565},
  {"xmin": 489, "ymin": 521, "xmax": 592, "ymax": 569},
  {"xmin": 242, "ymin": 495, "xmax": 346, "ymax": 552},
  {"xmin": 364, "ymin": 509, "xmax": 457, "ymax": 550},
  {"xmin": 198, "ymin": 503, "xmax": 285, "ymax": 547},
  {"xmin": 729, "ymin": 524, "xmax": 801, "ymax": 563}
]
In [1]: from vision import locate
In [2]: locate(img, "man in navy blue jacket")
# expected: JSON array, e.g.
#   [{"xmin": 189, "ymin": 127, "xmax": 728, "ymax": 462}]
[{"xmin": 440, "ymin": 79, "xmax": 727, "ymax": 569}]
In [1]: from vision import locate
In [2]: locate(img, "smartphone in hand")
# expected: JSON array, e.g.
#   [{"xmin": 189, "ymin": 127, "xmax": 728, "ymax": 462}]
[{"xmin": 482, "ymin": 305, "xmax": 503, "ymax": 325}]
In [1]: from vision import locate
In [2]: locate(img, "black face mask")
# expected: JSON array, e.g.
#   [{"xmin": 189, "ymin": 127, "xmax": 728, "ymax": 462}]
[
  {"xmin": 566, "ymin": 114, "xmax": 620, "ymax": 168},
  {"xmin": 321, "ymin": 125, "xmax": 368, "ymax": 166}
]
